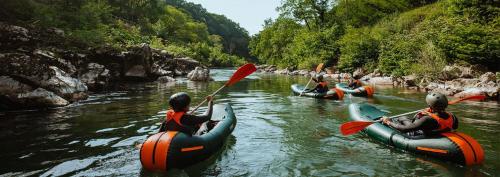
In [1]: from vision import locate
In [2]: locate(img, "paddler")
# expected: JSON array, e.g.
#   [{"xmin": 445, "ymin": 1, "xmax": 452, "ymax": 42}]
[
  {"xmin": 348, "ymin": 74, "xmax": 363, "ymax": 89},
  {"xmin": 306, "ymin": 74, "xmax": 329, "ymax": 93},
  {"xmin": 381, "ymin": 92, "xmax": 458, "ymax": 137},
  {"xmin": 158, "ymin": 92, "xmax": 213, "ymax": 135}
]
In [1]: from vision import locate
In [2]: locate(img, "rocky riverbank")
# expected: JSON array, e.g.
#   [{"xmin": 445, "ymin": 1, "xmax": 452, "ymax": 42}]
[
  {"xmin": 0, "ymin": 22, "xmax": 209, "ymax": 110},
  {"xmin": 256, "ymin": 64, "xmax": 500, "ymax": 100}
]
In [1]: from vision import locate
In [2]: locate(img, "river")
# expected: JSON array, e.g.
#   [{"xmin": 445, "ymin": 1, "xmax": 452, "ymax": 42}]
[{"xmin": 0, "ymin": 69, "xmax": 498, "ymax": 177}]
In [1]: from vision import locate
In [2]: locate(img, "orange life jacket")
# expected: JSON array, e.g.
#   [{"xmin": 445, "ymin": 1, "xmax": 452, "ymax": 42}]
[
  {"xmin": 419, "ymin": 108, "xmax": 454, "ymax": 132},
  {"xmin": 319, "ymin": 81, "xmax": 328, "ymax": 88},
  {"xmin": 166, "ymin": 110, "xmax": 186, "ymax": 127}
]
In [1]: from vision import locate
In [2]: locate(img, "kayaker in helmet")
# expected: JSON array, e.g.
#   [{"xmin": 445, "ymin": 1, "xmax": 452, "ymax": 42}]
[
  {"xmin": 307, "ymin": 74, "xmax": 329, "ymax": 93},
  {"xmin": 159, "ymin": 92, "xmax": 213, "ymax": 135},
  {"xmin": 381, "ymin": 92, "xmax": 458, "ymax": 137},
  {"xmin": 348, "ymin": 75, "xmax": 363, "ymax": 89}
]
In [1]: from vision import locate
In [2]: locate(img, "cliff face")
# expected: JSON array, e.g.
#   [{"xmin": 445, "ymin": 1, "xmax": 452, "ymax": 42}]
[{"xmin": 0, "ymin": 22, "xmax": 203, "ymax": 110}]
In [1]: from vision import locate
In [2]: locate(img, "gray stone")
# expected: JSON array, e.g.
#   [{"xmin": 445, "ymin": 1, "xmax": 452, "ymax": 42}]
[
  {"xmin": 17, "ymin": 88, "xmax": 69, "ymax": 107},
  {"xmin": 480, "ymin": 72, "xmax": 496, "ymax": 84},
  {"xmin": 79, "ymin": 63, "xmax": 109, "ymax": 91},
  {"xmin": 156, "ymin": 76, "xmax": 176, "ymax": 83},
  {"xmin": 40, "ymin": 66, "xmax": 88, "ymax": 102},
  {"xmin": 187, "ymin": 67, "xmax": 212, "ymax": 81},
  {"xmin": 125, "ymin": 65, "xmax": 147, "ymax": 78}
]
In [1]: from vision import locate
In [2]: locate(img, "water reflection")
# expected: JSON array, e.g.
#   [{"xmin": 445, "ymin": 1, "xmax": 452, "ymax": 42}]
[{"xmin": 0, "ymin": 69, "xmax": 498, "ymax": 176}]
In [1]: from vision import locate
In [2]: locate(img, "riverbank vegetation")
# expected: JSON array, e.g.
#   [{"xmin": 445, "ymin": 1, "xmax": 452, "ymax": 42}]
[
  {"xmin": 0, "ymin": 0, "xmax": 250, "ymax": 66},
  {"xmin": 250, "ymin": 0, "xmax": 499, "ymax": 76}
]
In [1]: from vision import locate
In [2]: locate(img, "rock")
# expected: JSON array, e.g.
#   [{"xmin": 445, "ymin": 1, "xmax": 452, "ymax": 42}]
[
  {"xmin": 79, "ymin": 63, "xmax": 110, "ymax": 91},
  {"xmin": 364, "ymin": 76, "xmax": 394, "ymax": 85},
  {"xmin": 0, "ymin": 76, "xmax": 69, "ymax": 109},
  {"xmin": 353, "ymin": 68, "xmax": 366, "ymax": 78},
  {"xmin": 187, "ymin": 67, "xmax": 212, "ymax": 81},
  {"xmin": 17, "ymin": 88, "xmax": 69, "ymax": 107},
  {"xmin": 403, "ymin": 75, "xmax": 417, "ymax": 87},
  {"xmin": 156, "ymin": 76, "xmax": 176, "ymax": 83},
  {"xmin": 439, "ymin": 65, "xmax": 461, "ymax": 81},
  {"xmin": 169, "ymin": 57, "xmax": 201, "ymax": 76},
  {"xmin": 0, "ymin": 22, "xmax": 31, "ymax": 49},
  {"xmin": 298, "ymin": 70, "xmax": 309, "ymax": 76},
  {"xmin": 479, "ymin": 72, "xmax": 496, "ymax": 84},
  {"xmin": 274, "ymin": 68, "xmax": 291, "ymax": 75},
  {"xmin": 40, "ymin": 66, "xmax": 88, "ymax": 102},
  {"xmin": 125, "ymin": 65, "xmax": 147, "ymax": 78}
]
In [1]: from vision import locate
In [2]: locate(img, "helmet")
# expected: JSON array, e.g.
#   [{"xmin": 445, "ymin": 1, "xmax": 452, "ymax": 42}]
[
  {"xmin": 316, "ymin": 74, "xmax": 324, "ymax": 81},
  {"xmin": 425, "ymin": 92, "xmax": 448, "ymax": 111},
  {"xmin": 169, "ymin": 92, "xmax": 191, "ymax": 112}
]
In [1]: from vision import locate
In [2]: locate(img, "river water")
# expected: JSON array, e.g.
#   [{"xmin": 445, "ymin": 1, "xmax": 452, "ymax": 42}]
[{"xmin": 0, "ymin": 69, "xmax": 498, "ymax": 177}]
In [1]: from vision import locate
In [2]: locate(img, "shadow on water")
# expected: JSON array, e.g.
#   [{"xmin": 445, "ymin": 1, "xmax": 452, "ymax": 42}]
[{"xmin": 0, "ymin": 69, "xmax": 498, "ymax": 176}]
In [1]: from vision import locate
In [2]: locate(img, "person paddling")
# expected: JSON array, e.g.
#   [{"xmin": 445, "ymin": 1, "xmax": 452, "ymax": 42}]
[
  {"xmin": 306, "ymin": 74, "xmax": 329, "ymax": 93},
  {"xmin": 381, "ymin": 92, "xmax": 458, "ymax": 137},
  {"xmin": 348, "ymin": 75, "xmax": 363, "ymax": 89},
  {"xmin": 159, "ymin": 92, "xmax": 213, "ymax": 135}
]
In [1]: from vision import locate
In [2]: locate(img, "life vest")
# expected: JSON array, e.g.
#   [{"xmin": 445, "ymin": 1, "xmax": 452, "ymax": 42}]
[
  {"xmin": 319, "ymin": 81, "xmax": 328, "ymax": 88},
  {"xmin": 166, "ymin": 110, "xmax": 186, "ymax": 127},
  {"xmin": 419, "ymin": 108, "xmax": 454, "ymax": 132}
]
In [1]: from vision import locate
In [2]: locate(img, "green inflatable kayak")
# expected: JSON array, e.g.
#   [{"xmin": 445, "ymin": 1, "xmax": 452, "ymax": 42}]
[
  {"xmin": 291, "ymin": 84, "xmax": 344, "ymax": 99},
  {"xmin": 335, "ymin": 83, "xmax": 374, "ymax": 97},
  {"xmin": 348, "ymin": 103, "xmax": 484, "ymax": 165},
  {"xmin": 140, "ymin": 104, "xmax": 236, "ymax": 171}
]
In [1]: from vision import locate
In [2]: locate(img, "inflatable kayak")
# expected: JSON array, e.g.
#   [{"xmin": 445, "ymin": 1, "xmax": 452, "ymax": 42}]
[
  {"xmin": 140, "ymin": 104, "xmax": 236, "ymax": 171},
  {"xmin": 291, "ymin": 84, "xmax": 344, "ymax": 99},
  {"xmin": 348, "ymin": 103, "xmax": 484, "ymax": 165},
  {"xmin": 335, "ymin": 83, "xmax": 374, "ymax": 97}
]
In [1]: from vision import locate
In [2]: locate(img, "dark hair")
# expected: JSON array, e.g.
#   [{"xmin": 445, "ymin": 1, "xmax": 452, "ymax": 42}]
[{"xmin": 169, "ymin": 92, "xmax": 191, "ymax": 112}]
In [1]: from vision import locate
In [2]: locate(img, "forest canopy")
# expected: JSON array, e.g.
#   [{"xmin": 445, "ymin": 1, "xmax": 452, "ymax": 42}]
[
  {"xmin": 0, "ymin": 0, "xmax": 251, "ymax": 67},
  {"xmin": 250, "ymin": 0, "xmax": 500, "ymax": 74}
]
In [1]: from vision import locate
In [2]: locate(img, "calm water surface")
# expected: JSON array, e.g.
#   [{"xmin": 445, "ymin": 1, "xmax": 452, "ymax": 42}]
[{"xmin": 0, "ymin": 69, "xmax": 498, "ymax": 177}]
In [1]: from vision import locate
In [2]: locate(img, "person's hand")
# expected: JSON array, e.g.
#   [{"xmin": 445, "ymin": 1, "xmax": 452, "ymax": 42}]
[
  {"xmin": 381, "ymin": 116, "xmax": 391, "ymax": 125},
  {"xmin": 206, "ymin": 95, "xmax": 213, "ymax": 102}
]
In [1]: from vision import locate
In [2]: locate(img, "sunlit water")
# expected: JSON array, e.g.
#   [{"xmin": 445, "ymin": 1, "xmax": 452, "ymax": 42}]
[{"xmin": 0, "ymin": 69, "xmax": 498, "ymax": 177}]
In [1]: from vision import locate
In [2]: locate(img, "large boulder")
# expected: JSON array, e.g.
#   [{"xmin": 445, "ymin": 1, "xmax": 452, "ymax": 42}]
[
  {"xmin": 479, "ymin": 72, "xmax": 496, "ymax": 84},
  {"xmin": 187, "ymin": 67, "xmax": 212, "ymax": 81},
  {"xmin": 156, "ymin": 76, "xmax": 176, "ymax": 83},
  {"xmin": 353, "ymin": 68, "xmax": 366, "ymax": 78},
  {"xmin": 364, "ymin": 76, "xmax": 393, "ymax": 85},
  {"xmin": 0, "ymin": 76, "xmax": 69, "ymax": 109},
  {"xmin": 0, "ymin": 22, "xmax": 31, "ymax": 49},
  {"xmin": 39, "ymin": 66, "xmax": 88, "ymax": 102},
  {"xmin": 79, "ymin": 63, "xmax": 110, "ymax": 91},
  {"xmin": 439, "ymin": 65, "xmax": 461, "ymax": 81}
]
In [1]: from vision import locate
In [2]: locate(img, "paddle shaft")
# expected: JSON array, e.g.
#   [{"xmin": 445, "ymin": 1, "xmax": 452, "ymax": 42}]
[
  {"xmin": 189, "ymin": 85, "xmax": 226, "ymax": 114},
  {"xmin": 299, "ymin": 77, "xmax": 314, "ymax": 96}
]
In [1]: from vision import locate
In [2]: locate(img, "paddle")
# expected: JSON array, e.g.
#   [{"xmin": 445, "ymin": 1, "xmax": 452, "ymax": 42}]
[
  {"xmin": 340, "ymin": 94, "xmax": 486, "ymax": 136},
  {"xmin": 189, "ymin": 63, "xmax": 257, "ymax": 114},
  {"xmin": 299, "ymin": 63, "xmax": 324, "ymax": 96}
]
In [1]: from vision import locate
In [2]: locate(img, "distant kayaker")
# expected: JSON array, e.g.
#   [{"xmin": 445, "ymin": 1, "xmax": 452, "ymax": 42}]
[
  {"xmin": 307, "ymin": 74, "xmax": 329, "ymax": 93},
  {"xmin": 348, "ymin": 75, "xmax": 363, "ymax": 89},
  {"xmin": 381, "ymin": 92, "xmax": 458, "ymax": 137},
  {"xmin": 159, "ymin": 92, "xmax": 213, "ymax": 135}
]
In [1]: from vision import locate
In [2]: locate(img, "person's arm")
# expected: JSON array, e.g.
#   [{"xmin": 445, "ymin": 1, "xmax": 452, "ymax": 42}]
[
  {"xmin": 158, "ymin": 121, "xmax": 167, "ymax": 132},
  {"xmin": 180, "ymin": 96, "xmax": 213, "ymax": 126},
  {"xmin": 386, "ymin": 116, "xmax": 438, "ymax": 133},
  {"xmin": 452, "ymin": 114, "xmax": 459, "ymax": 130}
]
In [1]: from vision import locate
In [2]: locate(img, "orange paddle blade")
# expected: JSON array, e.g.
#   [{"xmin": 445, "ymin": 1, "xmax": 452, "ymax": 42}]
[
  {"xmin": 448, "ymin": 95, "xmax": 486, "ymax": 105},
  {"xmin": 316, "ymin": 63, "xmax": 324, "ymax": 73},
  {"xmin": 340, "ymin": 121, "xmax": 376, "ymax": 136},
  {"xmin": 225, "ymin": 63, "xmax": 257, "ymax": 86}
]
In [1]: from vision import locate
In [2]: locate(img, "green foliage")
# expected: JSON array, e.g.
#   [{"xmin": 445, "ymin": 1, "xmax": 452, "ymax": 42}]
[
  {"xmin": 165, "ymin": 0, "xmax": 251, "ymax": 59},
  {"xmin": 410, "ymin": 42, "xmax": 447, "ymax": 81},
  {"xmin": 338, "ymin": 27, "xmax": 379, "ymax": 72},
  {"xmin": 1, "ymin": 0, "xmax": 249, "ymax": 67}
]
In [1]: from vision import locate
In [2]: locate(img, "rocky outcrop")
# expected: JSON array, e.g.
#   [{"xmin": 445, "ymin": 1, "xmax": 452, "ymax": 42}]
[
  {"xmin": 0, "ymin": 22, "xmax": 206, "ymax": 110},
  {"xmin": 0, "ymin": 76, "xmax": 69, "ymax": 109},
  {"xmin": 187, "ymin": 67, "xmax": 213, "ymax": 81},
  {"xmin": 156, "ymin": 76, "xmax": 176, "ymax": 83}
]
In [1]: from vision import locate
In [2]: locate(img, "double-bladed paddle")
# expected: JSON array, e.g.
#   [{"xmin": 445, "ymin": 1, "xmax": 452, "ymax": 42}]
[
  {"xmin": 340, "ymin": 95, "xmax": 486, "ymax": 136},
  {"xmin": 189, "ymin": 63, "xmax": 257, "ymax": 114},
  {"xmin": 300, "ymin": 63, "xmax": 324, "ymax": 96}
]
